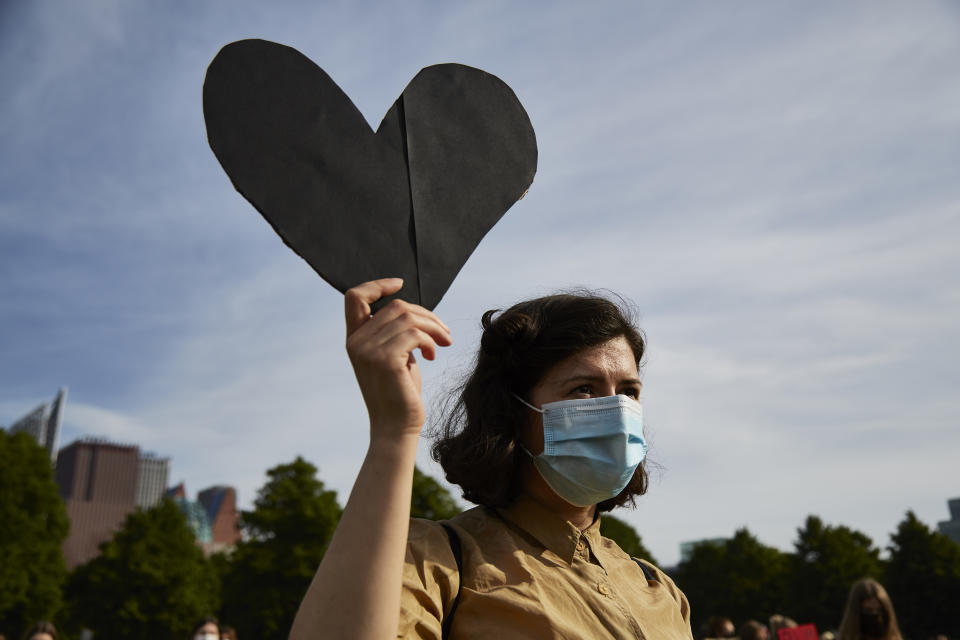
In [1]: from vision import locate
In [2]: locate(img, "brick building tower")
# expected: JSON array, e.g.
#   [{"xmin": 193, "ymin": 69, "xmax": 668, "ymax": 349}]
[{"xmin": 198, "ymin": 485, "xmax": 241, "ymax": 548}]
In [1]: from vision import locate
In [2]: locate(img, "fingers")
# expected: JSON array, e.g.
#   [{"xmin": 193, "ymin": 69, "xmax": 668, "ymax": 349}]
[
  {"xmin": 344, "ymin": 280, "xmax": 452, "ymax": 365},
  {"xmin": 365, "ymin": 299, "xmax": 451, "ymax": 346},
  {"xmin": 344, "ymin": 278, "xmax": 404, "ymax": 337},
  {"xmin": 349, "ymin": 301, "xmax": 451, "ymax": 360},
  {"xmin": 381, "ymin": 326, "xmax": 439, "ymax": 362}
]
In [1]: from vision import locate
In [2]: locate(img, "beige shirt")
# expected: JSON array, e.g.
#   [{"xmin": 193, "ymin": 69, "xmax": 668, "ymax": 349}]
[{"xmin": 399, "ymin": 496, "xmax": 693, "ymax": 639}]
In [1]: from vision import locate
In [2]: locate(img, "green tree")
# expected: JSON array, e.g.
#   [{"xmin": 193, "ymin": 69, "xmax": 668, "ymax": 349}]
[
  {"xmin": 220, "ymin": 457, "xmax": 342, "ymax": 640},
  {"xmin": 599, "ymin": 514, "xmax": 657, "ymax": 565},
  {"xmin": 63, "ymin": 499, "xmax": 219, "ymax": 639},
  {"xmin": 885, "ymin": 511, "xmax": 960, "ymax": 639},
  {"xmin": 674, "ymin": 528, "xmax": 788, "ymax": 632},
  {"xmin": 788, "ymin": 515, "xmax": 882, "ymax": 630},
  {"xmin": 0, "ymin": 430, "xmax": 69, "ymax": 636},
  {"xmin": 411, "ymin": 466, "xmax": 462, "ymax": 520},
  {"xmin": 674, "ymin": 538, "xmax": 726, "ymax": 631}
]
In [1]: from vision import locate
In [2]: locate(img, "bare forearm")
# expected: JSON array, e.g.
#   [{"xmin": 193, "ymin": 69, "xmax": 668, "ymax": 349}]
[
  {"xmin": 290, "ymin": 279, "xmax": 451, "ymax": 639},
  {"xmin": 290, "ymin": 432, "xmax": 419, "ymax": 640}
]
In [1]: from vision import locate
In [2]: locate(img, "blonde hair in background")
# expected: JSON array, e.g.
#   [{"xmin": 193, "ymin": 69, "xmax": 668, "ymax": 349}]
[
  {"xmin": 769, "ymin": 615, "xmax": 797, "ymax": 638},
  {"xmin": 836, "ymin": 578, "xmax": 903, "ymax": 640}
]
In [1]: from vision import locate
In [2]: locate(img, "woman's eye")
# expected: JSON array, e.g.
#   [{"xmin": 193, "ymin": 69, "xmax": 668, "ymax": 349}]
[
  {"xmin": 571, "ymin": 384, "xmax": 592, "ymax": 396},
  {"xmin": 619, "ymin": 388, "xmax": 641, "ymax": 399}
]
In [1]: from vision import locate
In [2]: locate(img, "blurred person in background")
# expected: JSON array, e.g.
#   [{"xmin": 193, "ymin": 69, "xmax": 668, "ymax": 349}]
[
  {"xmin": 191, "ymin": 616, "xmax": 220, "ymax": 640},
  {"xmin": 769, "ymin": 614, "xmax": 798, "ymax": 639},
  {"xmin": 836, "ymin": 578, "xmax": 902, "ymax": 640},
  {"xmin": 22, "ymin": 622, "xmax": 56, "ymax": 640},
  {"xmin": 220, "ymin": 625, "xmax": 237, "ymax": 640},
  {"xmin": 740, "ymin": 619, "xmax": 770, "ymax": 640},
  {"xmin": 705, "ymin": 616, "xmax": 736, "ymax": 638}
]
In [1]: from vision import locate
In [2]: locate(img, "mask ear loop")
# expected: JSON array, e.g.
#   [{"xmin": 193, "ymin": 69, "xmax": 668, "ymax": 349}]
[
  {"xmin": 512, "ymin": 394, "xmax": 543, "ymax": 459},
  {"xmin": 511, "ymin": 393, "xmax": 543, "ymax": 413}
]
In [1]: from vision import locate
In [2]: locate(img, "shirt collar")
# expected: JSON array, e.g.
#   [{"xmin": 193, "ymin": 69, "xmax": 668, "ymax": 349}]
[{"xmin": 497, "ymin": 494, "xmax": 602, "ymax": 565}]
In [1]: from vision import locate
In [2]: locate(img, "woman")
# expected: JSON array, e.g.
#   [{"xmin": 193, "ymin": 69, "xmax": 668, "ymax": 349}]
[
  {"xmin": 22, "ymin": 622, "xmax": 56, "ymax": 640},
  {"xmin": 739, "ymin": 620, "xmax": 770, "ymax": 640},
  {"xmin": 291, "ymin": 278, "xmax": 692, "ymax": 639},
  {"xmin": 836, "ymin": 578, "xmax": 902, "ymax": 640},
  {"xmin": 769, "ymin": 614, "xmax": 797, "ymax": 639},
  {"xmin": 190, "ymin": 617, "xmax": 220, "ymax": 640},
  {"xmin": 705, "ymin": 616, "xmax": 736, "ymax": 638}
]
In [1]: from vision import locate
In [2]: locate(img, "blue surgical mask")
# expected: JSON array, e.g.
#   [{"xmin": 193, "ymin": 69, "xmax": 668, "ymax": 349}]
[{"xmin": 515, "ymin": 394, "xmax": 647, "ymax": 507}]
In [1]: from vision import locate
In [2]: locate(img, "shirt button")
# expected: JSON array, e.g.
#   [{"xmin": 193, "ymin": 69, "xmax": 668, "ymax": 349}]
[
  {"xmin": 597, "ymin": 583, "xmax": 610, "ymax": 595},
  {"xmin": 576, "ymin": 541, "xmax": 585, "ymax": 551}
]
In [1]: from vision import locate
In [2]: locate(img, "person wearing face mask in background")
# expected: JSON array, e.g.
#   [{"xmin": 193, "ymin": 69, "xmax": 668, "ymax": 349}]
[
  {"xmin": 190, "ymin": 616, "xmax": 220, "ymax": 640},
  {"xmin": 836, "ymin": 578, "xmax": 903, "ymax": 640},
  {"xmin": 22, "ymin": 621, "xmax": 57, "ymax": 640},
  {"xmin": 290, "ymin": 279, "xmax": 693, "ymax": 639}
]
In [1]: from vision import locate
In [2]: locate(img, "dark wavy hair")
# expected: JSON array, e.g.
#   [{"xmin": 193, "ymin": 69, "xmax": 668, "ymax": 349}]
[{"xmin": 431, "ymin": 290, "xmax": 648, "ymax": 512}]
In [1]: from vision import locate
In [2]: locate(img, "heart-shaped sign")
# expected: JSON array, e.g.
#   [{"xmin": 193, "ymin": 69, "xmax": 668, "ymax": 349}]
[{"xmin": 203, "ymin": 39, "xmax": 537, "ymax": 310}]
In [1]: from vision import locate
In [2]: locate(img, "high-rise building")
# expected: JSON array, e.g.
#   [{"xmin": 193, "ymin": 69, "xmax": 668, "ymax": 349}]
[
  {"xmin": 10, "ymin": 387, "xmax": 67, "ymax": 464},
  {"xmin": 55, "ymin": 438, "xmax": 141, "ymax": 568},
  {"xmin": 54, "ymin": 438, "xmax": 176, "ymax": 568},
  {"xmin": 167, "ymin": 482, "xmax": 213, "ymax": 544},
  {"xmin": 56, "ymin": 438, "xmax": 140, "ymax": 504},
  {"xmin": 135, "ymin": 452, "xmax": 170, "ymax": 509},
  {"xmin": 198, "ymin": 485, "xmax": 241, "ymax": 547},
  {"xmin": 937, "ymin": 497, "xmax": 960, "ymax": 545}
]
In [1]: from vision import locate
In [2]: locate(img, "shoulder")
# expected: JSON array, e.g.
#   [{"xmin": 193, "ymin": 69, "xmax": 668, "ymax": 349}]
[
  {"xmin": 407, "ymin": 507, "xmax": 494, "ymax": 549},
  {"xmin": 399, "ymin": 517, "xmax": 463, "ymax": 640},
  {"xmin": 407, "ymin": 516, "xmax": 455, "ymax": 547},
  {"xmin": 399, "ymin": 508, "xmax": 506, "ymax": 639},
  {"xmin": 410, "ymin": 507, "xmax": 509, "ymax": 552}
]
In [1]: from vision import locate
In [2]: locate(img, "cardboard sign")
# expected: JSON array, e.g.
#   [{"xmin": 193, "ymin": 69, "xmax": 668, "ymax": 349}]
[
  {"xmin": 778, "ymin": 623, "xmax": 818, "ymax": 640},
  {"xmin": 204, "ymin": 39, "xmax": 538, "ymax": 310}
]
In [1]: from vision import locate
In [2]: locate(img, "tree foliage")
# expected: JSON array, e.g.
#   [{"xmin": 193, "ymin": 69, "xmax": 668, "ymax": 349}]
[
  {"xmin": 674, "ymin": 528, "xmax": 788, "ymax": 632},
  {"xmin": 788, "ymin": 515, "xmax": 882, "ymax": 630},
  {"xmin": 599, "ymin": 514, "xmax": 657, "ymax": 565},
  {"xmin": 0, "ymin": 431, "xmax": 69, "ymax": 637},
  {"xmin": 885, "ymin": 510, "xmax": 960, "ymax": 640},
  {"xmin": 10, "ymin": 435, "xmax": 957, "ymax": 640},
  {"xmin": 220, "ymin": 457, "xmax": 342, "ymax": 640},
  {"xmin": 411, "ymin": 466, "xmax": 462, "ymax": 520},
  {"xmin": 63, "ymin": 499, "xmax": 219, "ymax": 639}
]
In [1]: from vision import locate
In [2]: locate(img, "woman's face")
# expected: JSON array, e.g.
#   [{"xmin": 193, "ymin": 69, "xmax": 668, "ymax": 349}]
[
  {"xmin": 194, "ymin": 623, "xmax": 219, "ymax": 640},
  {"xmin": 861, "ymin": 596, "xmax": 882, "ymax": 615},
  {"xmin": 523, "ymin": 335, "xmax": 641, "ymax": 454}
]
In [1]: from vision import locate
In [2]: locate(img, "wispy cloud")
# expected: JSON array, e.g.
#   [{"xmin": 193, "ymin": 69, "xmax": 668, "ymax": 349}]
[
  {"xmin": 2, "ymin": 1, "xmax": 958, "ymax": 564},
  {"xmin": 62, "ymin": 403, "xmax": 154, "ymax": 447}
]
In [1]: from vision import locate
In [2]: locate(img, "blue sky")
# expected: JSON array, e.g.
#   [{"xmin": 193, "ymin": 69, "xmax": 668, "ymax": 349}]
[{"xmin": 2, "ymin": 1, "xmax": 959, "ymax": 566}]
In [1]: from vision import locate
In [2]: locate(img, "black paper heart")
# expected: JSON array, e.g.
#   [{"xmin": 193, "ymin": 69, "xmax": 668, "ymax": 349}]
[{"xmin": 203, "ymin": 39, "xmax": 537, "ymax": 310}]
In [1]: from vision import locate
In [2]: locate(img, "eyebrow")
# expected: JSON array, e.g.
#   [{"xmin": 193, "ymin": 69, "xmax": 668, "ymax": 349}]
[{"xmin": 557, "ymin": 374, "xmax": 642, "ymax": 387}]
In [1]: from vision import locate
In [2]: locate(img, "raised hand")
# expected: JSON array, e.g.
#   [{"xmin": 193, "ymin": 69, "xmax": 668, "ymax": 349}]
[
  {"xmin": 344, "ymin": 278, "xmax": 452, "ymax": 438},
  {"xmin": 291, "ymin": 279, "xmax": 453, "ymax": 640}
]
